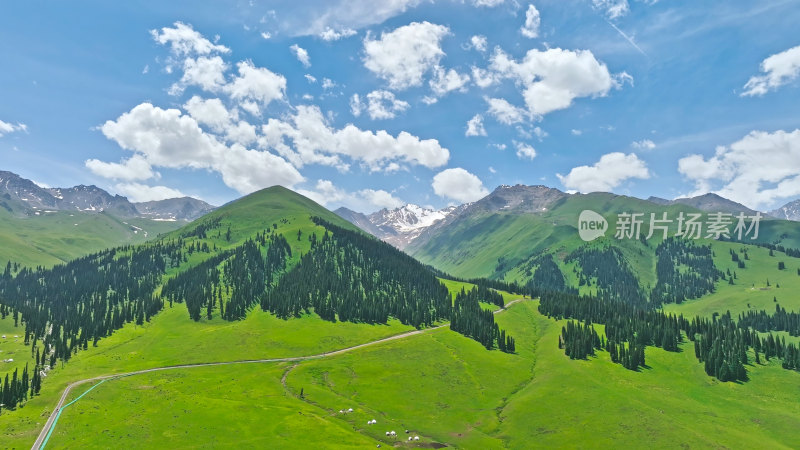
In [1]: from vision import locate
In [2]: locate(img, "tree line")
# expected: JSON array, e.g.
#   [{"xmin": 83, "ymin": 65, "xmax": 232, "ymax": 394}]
[{"xmin": 0, "ymin": 224, "xmax": 229, "ymax": 410}]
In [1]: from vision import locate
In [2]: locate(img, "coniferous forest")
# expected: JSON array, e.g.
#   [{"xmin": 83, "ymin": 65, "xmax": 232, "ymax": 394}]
[
  {"xmin": 0, "ymin": 242, "xmax": 177, "ymax": 410},
  {"xmin": 261, "ymin": 218, "xmax": 453, "ymax": 327},
  {"xmin": 524, "ymin": 253, "xmax": 575, "ymax": 294},
  {"xmin": 566, "ymin": 246, "xmax": 646, "ymax": 305}
]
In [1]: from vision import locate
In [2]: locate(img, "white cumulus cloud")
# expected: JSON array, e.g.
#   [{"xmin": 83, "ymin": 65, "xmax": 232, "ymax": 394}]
[
  {"xmin": 466, "ymin": 114, "xmax": 487, "ymax": 137},
  {"xmin": 350, "ymin": 94, "xmax": 363, "ymax": 117},
  {"xmin": 114, "ymin": 183, "xmax": 186, "ymax": 203},
  {"xmin": 319, "ymin": 27, "xmax": 357, "ymax": 41},
  {"xmin": 473, "ymin": 0, "xmax": 505, "ymax": 6},
  {"xmin": 514, "ymin": 140, "xmax": 537, "ymax": 160},
  {"xmin": 429, "ymin": 66, "xmax": 470, "ymax": 97},
  {"xmin": 592, "ymin": 0, "xmax": 630, "ymax": 19},
  {"xmin": 322, "ymin": 78, "xmax": 337, "ymax": 90},
  {"xmin": 677, "ymin": 128, "xmax": 800, "ymax": 209},
  {"xmin": 557, "ymin": 152, "xmax": 650, "ymax": 193},
  {"xmin": 298, "ymin": 179, "xmax": 404, "ymax": 212},
  {"xmin": 292, "ymin": 0, "xmax": 424, "ymax": 37},
  {"xmin": 363, "ymin": 21, "xmax": 450, "ymax": 90},
  {"xmin": 520, "ymin": 4, "xmax": 541, "ymax": 39},
  {"xmin": 632, "ymin": 139, "xmax": 655, "ymax": 150},
  {"xmin": 99, "ymin": 102, "xmax": 304, "ymax": 195},
  {"xmin": 183, "ymin": 96, "xmax": 236, "ymax": 132},
  {"xmin": 489, "ymin": 47, "xmax": 620, "ymax": 117},
  {"xmin": 0, "ymin": 120, "xmax": 27, "ymax": 137},
  {"xmin": 85, "ymin": 154, "xmax": 155, "ymax": 181},
  {"xmin": 741, "ymin": 45, "xmax": 800, "ymax": 97},
  {"xmin": 365, "ymin": 90, "xmax": 410, "ymax": 120},
  {"xmin": 260, "ymin": 105, "xmax": 449, "ymax": 172},
  {"xmin": 486, "ymin": 97, "xmax": 528, "ymax": 124},
  {"xmin": 469, "ymin": 35, "xmax": 488, "ymax": 52},
  {"xmin": 151, "ymin": 22, "xmax": 230, "ymax": 56},
  {"xmin": 290, "ymin": 44, "xmax": 311, "ymax": 67},
  {"xmin": 224, "ymin": 60, "xmax": 287, "ymax": 111},
  {"xmin": 169, "ymin": 56, "xmax": 228, "ymax": 95},
  {"xmin": 182, "ymin": 96, "xmax": 256, "ymax": 146},
  {"xmin": 471, "ymin": 66, "xmax": 499, "ymax": 88},
  {"xmin": 432, "ymin": 168, "xmax": 489, "ymax": 203}
]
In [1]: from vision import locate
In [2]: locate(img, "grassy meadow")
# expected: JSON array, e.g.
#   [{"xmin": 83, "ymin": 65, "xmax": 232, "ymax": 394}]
[
  {"xmin": 47, "ymin": 363, "xmax": 381, "ymax": 449},
  {"xmin": 0, "ymin": 305, "xmax": 416, "ymax": 447},
  {"xmin": 30, "ymin": 300, "xmax": 800, "ymax": 449}
]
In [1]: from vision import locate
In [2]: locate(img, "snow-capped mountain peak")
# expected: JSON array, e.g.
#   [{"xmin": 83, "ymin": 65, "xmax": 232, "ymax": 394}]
[
  {"xmin": 369, "ymin": 204, "xmax": 453, "ymax": 233},
  {"xmin": 770, "ymin": 199, "xmax": 800, "ymax": 221},
  {"xmin": 332, "ymin": 203, "xmax": 456, "ymax": 249}
]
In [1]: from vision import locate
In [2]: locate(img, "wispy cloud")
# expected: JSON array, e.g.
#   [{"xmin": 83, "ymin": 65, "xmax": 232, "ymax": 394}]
[{"xmin": 607, "ymin": 21, "xmax": 647, "ymax": 57}]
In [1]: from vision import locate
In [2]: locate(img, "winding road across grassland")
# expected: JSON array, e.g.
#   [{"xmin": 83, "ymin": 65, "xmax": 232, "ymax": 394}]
[{"xmin": 32, "ymin": 297, "xmax": 527, "ymax": 449}]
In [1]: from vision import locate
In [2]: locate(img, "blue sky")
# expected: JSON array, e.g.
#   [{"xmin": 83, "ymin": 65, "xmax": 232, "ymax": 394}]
[{"xmin": 2, "ymin": 0, "xmax": 800, "ymax": 212}]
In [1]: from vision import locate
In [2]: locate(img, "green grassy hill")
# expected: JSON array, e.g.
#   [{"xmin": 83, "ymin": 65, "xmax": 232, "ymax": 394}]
[
  {"xmin": 0, "ymin": 209, "xmax": 182, "ymax": 267},
  {"xmin": 407, "ymin": 193, "xmax": 689, "ymax": 280},
  {"xmin": 185, "ymin": 185, "xmax": 360, "ymax": 242}
]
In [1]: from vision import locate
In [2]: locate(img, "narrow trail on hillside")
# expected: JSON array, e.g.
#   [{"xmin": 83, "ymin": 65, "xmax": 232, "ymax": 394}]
[{"xmin": 32, "ymin": 297, "xmax": 528, "ymax": 450}]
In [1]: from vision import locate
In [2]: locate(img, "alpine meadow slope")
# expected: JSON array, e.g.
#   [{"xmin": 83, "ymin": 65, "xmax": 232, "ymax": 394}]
[{"xmin": 406, "ymin": 186, "xmax": 800, "ymax": 283}]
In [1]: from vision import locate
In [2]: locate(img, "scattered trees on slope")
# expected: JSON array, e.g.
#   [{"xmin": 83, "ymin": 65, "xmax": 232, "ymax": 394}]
[
  {"xmin": 450, "ymin": 287, "xmax": 515, "ymax": 352},
  {"xmin": 651, "ymin": 238, "xmax": 721, "ymax": 304}
]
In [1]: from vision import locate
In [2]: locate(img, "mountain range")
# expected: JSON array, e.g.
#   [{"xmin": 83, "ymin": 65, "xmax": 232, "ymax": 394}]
[
  {"xmin": 336, "ymin": 184, "xmax": 799, "ymax": 258},
  {"xmin": 0, "ymin": 170, "xmax": 215, "ymax": 221},
  {"xmin": 4, "ymin": 167, "xmax": 800, "ymax": 271},
  {"xmin": 0, "ymin": 170, "xmax": 216, "ymax": 266}
]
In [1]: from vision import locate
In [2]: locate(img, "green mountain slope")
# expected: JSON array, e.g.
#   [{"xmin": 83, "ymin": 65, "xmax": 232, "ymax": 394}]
[
  {"xmin": 191, "ymin": 185, "xmax": 360, "ymax": 239},
  {"xmin": 408, "ymin": 189, "xmax": 800, "ymax": 285},
  {"xmin": 0, "ymin": 208, "xmax": 182, "ymax": 267}
]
